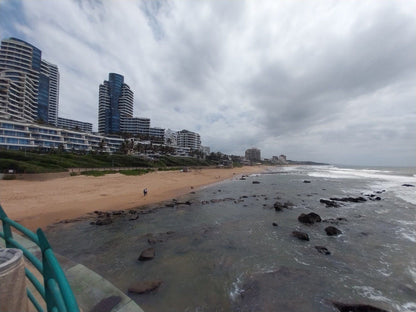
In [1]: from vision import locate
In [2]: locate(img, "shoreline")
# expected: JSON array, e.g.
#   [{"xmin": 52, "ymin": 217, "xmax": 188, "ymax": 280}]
[{"xmin": 0, "ymin": 166, "xmax": 266, "ymax": 231}]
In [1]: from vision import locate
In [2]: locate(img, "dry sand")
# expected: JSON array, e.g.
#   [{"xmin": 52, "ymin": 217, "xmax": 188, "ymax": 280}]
[{"xmin": 0, "ymin": 166, "xmax": 264, "ymax": 231}]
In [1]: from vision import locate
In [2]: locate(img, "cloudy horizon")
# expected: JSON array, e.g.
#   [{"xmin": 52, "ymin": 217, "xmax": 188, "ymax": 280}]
[{"xmin": 1, "ymin": 0, "xmax": 415, "ymax": 166}]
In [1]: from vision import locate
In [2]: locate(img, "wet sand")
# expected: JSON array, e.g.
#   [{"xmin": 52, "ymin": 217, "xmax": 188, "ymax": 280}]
[{"xmin": 0, "ymin": 166, "xmax": 264, "ymax": 231}]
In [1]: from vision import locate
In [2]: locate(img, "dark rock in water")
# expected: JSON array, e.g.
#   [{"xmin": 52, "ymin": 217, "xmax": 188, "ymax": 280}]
[
  {"xmin": 332, "ymin": 302, "xmax": 389, "ymax": 312},
  {"xmin": 138, "ymin": 247, "xmax": 155, "ymax": 261},
  {"xmin": 111, "ymin": 210, "xmax": 124, "ymax": 216},
  {"xmin": 252, "ymin": 181, "xmax": 261, "ymax": 184},
  {"xmin": 165, "ymin": 203, "xmax": 175, "ymax": 207},
  {"xmin": 298, "ymin": 212, "xmax": 321, "ymax": 224},
  {"xmin": 323, "ymin": 217, "xmax": 347, "ymax": 225},
  {"xmin": 90, "ymin": 295, "xmax": 121, "ymax": 312},
  {"xmin": 129, "ymin": 215, "xmax": 139, "ymax": 221},
  {"xmin": 325, "ymin": 226, "xmax": 342, "ymax": 236},
  {"xmin": 272, "ymin": 222, "xmax": 278, "ymax": 227},
  {"xmin": 274, "ymin": 201, "xmax": 284, "ymax": 211},
  {"xmin": 375, "ymin": 196, "xmax": 381, "ymax": 201},
  {"xmin": 95, "ymin": 217, "xmax": 113, "ymax": 226},
  {"xmin": 128, "ymin": 209, "xmax": 137, "ymax": 214},
  {"xmin": 402, "ymin": 184, "xmax": 415, "ymax": 187},
  {"xmin": 330, "ymin": 196, "xmax": 367, "ymax": 203},
  {"xmin": 303, "ymin": 180, "xmax": 311, "ymax": 183},
  {"xmin": 292, "ymin": 231, "xmax": 310, "ymax": 241},
  {"xmin": 320, "ymin": 199, "xmax": 342, "ymax": 208},
  {"xmin": 176, "ymin": 201, "xmax": 192, "ymax": 205},
  {"xmin": 274, "ymin": 201, "xmax": 293, "ymax": 211},
  {"xmin": 128, "ymin": 280, "xmax": 162, "ymax": 294},
  {"xmin": 315, "ymin": 246, "xmax": 331, "ymax": 255}
]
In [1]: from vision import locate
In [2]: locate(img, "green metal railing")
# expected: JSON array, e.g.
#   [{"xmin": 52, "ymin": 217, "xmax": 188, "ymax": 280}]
[{"xmin": 0, "ymin": 205, "xmax": 79, "ymax": 312}]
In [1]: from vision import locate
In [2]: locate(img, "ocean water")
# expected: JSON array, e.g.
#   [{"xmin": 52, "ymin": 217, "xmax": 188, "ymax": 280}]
[{"xmin": 46, "ymin": 165, "xmax": 416, "ymax": 312}]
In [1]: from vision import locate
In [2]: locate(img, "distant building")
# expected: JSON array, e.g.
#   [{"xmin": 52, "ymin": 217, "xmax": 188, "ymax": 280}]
[
  {"xmin": 122, "ymin": 117, "xmax": 150, "ymax": 137},
  {"xmin": 177, "ymin": 129, "xmax": 201, "ymax": 150},
  {"xmin": 98, "ymin": 73, "xmax": 133, "ymax": 134},
  {"xmin": 245, "ymin": 148, "xmax": 261, "ymax": 162},
  {"xmin": 40, "ymin": 60, "xmax": 59, "ymax": 126},
  {"xmin": 149, "ymin": 127, "xmax": 165, "ymax": 144},
  {"xmin": 0, "ymin": 118, "xmax": 123, "ymax": 152},
  {"xmin": 272, "ymin": 154, "xmax": 288, "ymax": 165},
  {"xmin": 57, "ymin": 117, "xmax": 93, "ymax": 133},
  {"xmin": 0, "ymin": 37, "xmax": 60, "ymax": 125}
]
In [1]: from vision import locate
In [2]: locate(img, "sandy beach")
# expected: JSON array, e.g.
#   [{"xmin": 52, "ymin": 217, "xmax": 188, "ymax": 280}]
[{"xmin": 0, "ymin": 166, "xmax": 264, "ymax": 231}]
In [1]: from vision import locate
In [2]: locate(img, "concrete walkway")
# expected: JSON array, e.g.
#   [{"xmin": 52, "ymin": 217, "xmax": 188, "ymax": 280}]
[{"xmin": 0, "ymin": 227, "xmax": 144, "ymax": 312}]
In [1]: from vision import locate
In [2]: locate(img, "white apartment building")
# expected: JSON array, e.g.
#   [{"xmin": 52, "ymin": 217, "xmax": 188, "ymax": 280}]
[
  {"xmin": 0, "ymin": 118, "xmax": 123, "ymax": 153},
  {"xmin": 177, "ymin": 129, "xmax": 201, "ymax": 150}
]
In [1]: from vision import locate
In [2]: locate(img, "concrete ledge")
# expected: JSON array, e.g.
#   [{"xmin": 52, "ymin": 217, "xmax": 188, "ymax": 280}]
[{"xmin": 1, "ymin": 226, "xmax": 144, "ymax": 312}]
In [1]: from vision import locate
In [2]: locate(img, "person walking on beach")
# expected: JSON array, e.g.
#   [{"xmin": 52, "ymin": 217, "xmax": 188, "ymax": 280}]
[{"xmin": 143, "ymin": 188, "xmax": 148, "ymax": 196}]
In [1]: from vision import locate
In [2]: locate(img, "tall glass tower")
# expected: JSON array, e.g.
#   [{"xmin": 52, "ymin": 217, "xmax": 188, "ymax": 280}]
[
  {"xmin": 98, "ymin": 73, "xmax": 133, "ymax": 134},
  {"xmin": 0, "ymin": 37, "xmax": 59, "ymax": 125}
]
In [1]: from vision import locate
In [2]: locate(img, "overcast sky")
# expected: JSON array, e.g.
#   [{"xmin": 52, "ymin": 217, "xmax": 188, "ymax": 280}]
[{"xmin": 1, "ymin": 0, "xmax": 415, "ymax": 166}]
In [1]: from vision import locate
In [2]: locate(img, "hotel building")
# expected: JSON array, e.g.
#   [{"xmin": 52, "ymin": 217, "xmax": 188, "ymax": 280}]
[
  {"xmin": 0, "ymin": 118, "xmax": 123, "ymax": 153},
  {"xmin": 98, "ymin": 73, "xmax": 133, "ymax": 134},
  {"xmin": 0, "ymin": 38, "xmax": 59, "ymax": 125}
]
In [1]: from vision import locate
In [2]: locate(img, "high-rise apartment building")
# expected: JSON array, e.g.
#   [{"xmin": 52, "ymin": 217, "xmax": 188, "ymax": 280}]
[
  {"xmin": 177, "ymin": 129, "xmax": 201, "ymax": 150},
  {"xmin": 0, "ymin": 38, "xmax": 59, "ymax": 125},
  {"xmin": 42, "ymin": 61, "xmax": 59, "ymax": 126},
  {"xmin": 245, "ymin": 148, "xmax": 261, "ymax": 162},
  {"xmin": 98, "ymin": 73, "xmax": 133, "ymax": 134}
]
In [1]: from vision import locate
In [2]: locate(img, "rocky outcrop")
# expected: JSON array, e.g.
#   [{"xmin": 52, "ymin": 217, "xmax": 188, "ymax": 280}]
[
  {"xmin": 138, "ymin": 247, "xmax": 155, "ymax": 261},
  {"xmin": 332, "ymin": 302, "xmax": 389, "ymax": 312},
  {"xmin": 201, "ymin": 198, "xmax": 236, "ymax": 205},
  {"xmin": 128, "ymin": 280, "xmax": 162, "ymax": 294},
  {"xmin": 323, "ymin": 217, "xmax": 347, "ymax": 225},
  {"xmin": 325, "ymin": 226, "xmax": 342, "ymax": 236},
  {"xmin": 292, "ymin": 231, "xmax": 310, "ymax": 241},
  {"xmin": 298, "ymin": 212, "xmax": 322, "ymax": 224},
  {"xmin": 274, "ymin": 201, "xmax": 294, "ymax": 211},
  {"xmin": 95, "ymin": 217, "xmax": 113, "ymax": 226},
  {"xmin": 315, "ymin": 246, "xmax": 331, "ymax": 255},
  {"xmin": 320, "ymin": 199, "xmax": 342, "ymax": 208},
  {"xmin": 330, "ymin": 197, "xmax": 367, "ymax": 203}
]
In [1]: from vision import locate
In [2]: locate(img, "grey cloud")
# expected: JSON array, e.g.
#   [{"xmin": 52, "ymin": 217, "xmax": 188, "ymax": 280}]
[{"xmin": 1, "ymin": 0, "xmax": 415, "ymax": 165}]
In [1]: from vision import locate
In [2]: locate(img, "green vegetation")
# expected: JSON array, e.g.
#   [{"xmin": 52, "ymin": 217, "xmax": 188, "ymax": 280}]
[
  {"xmin": 119, "ymin": 169, "xmax": 154, "ymax": 176},
  {"xmin": 0, "ymin": 150, "xmax": 213, "ymax": 174}
]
